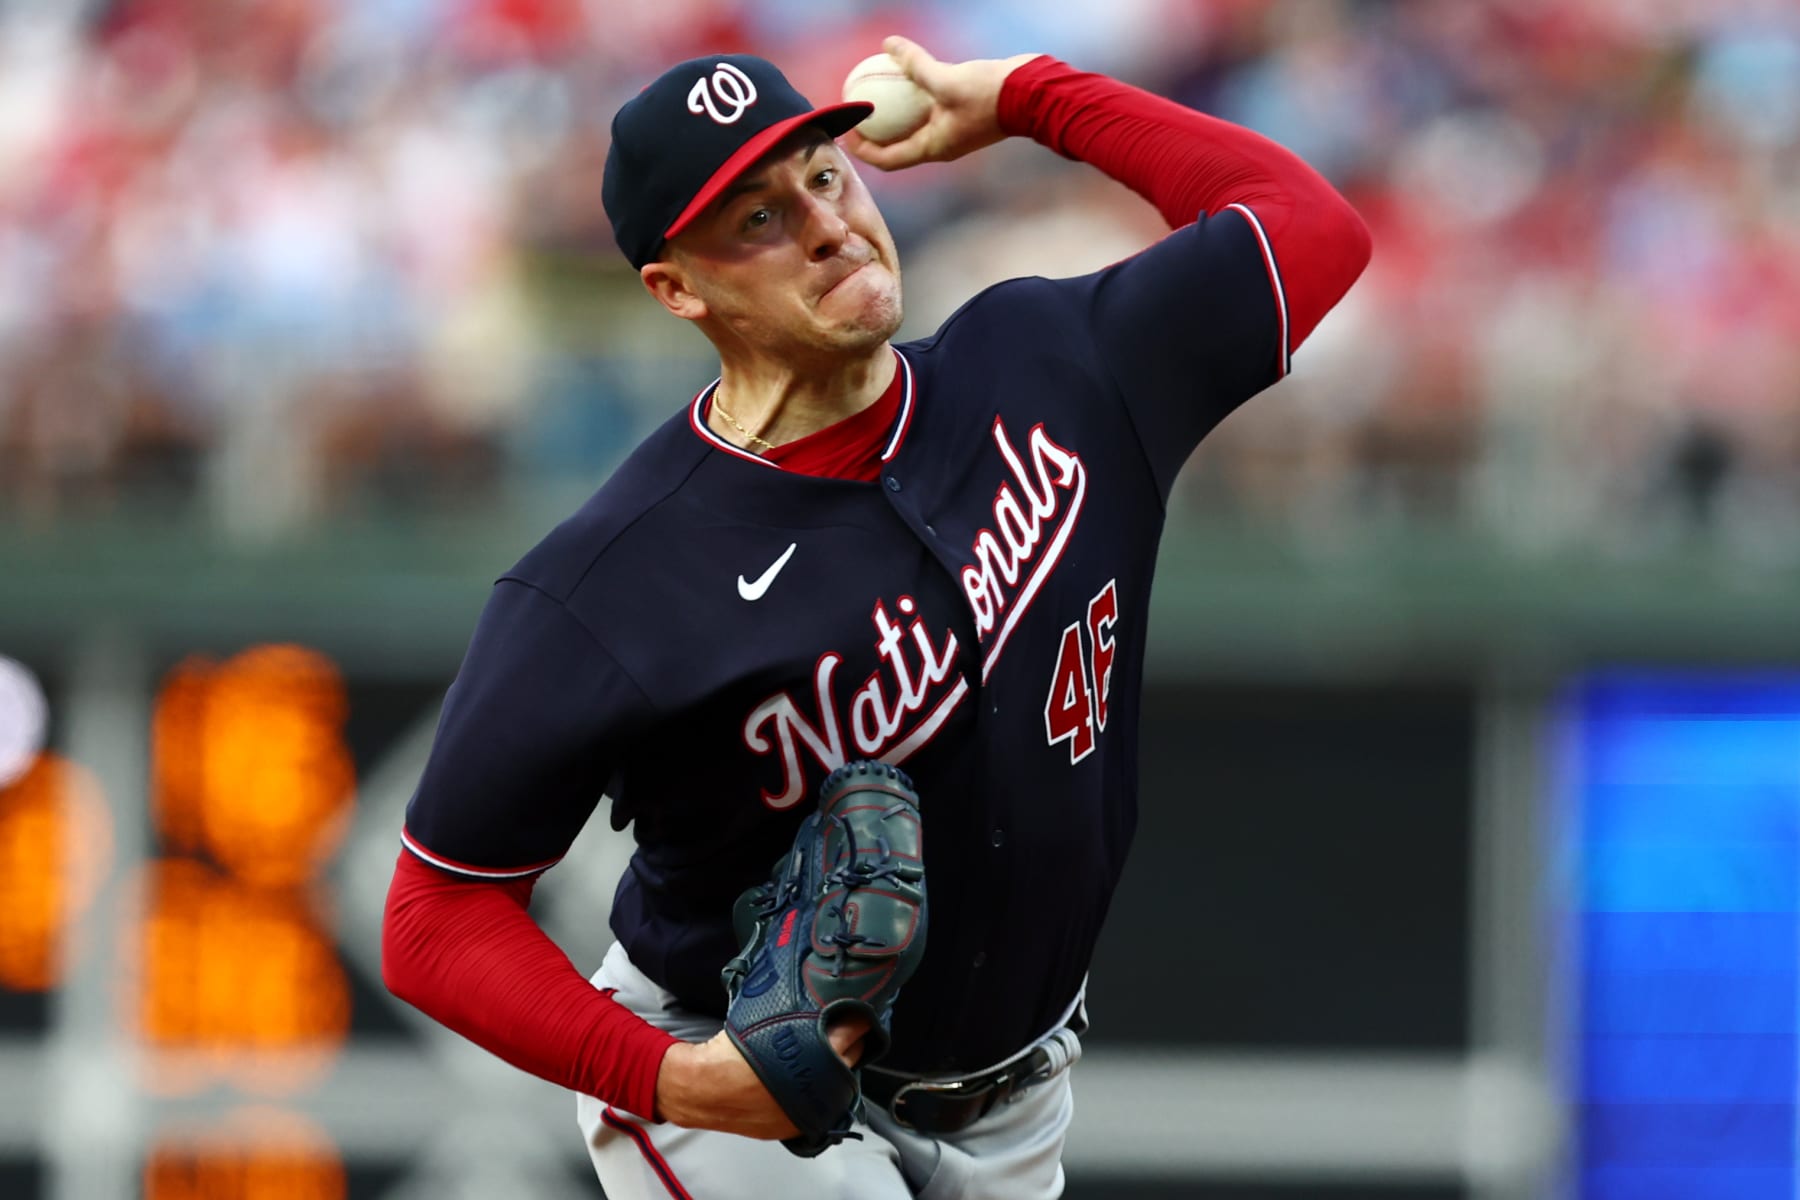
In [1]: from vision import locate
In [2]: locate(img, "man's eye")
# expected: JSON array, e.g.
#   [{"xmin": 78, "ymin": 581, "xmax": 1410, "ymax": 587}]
[
  {"xmin": 813, "ymin": 167, "xmax": 837, "ymax": 188},
  {"xmin": 743, "ymin": 208, "xmax": 771, "ymax": 230}
]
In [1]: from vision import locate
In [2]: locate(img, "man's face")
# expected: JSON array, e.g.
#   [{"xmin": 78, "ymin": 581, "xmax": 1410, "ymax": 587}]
[{"xmin": 656, "ymin": 131, "xmax": 903, "ymax": 359}]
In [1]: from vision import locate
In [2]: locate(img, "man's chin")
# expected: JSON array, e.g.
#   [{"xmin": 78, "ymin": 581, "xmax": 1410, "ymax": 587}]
[
  {"xmin": 822, "ymin": 285, "xmax": 903, "ymax": 348},
  {"xmin": 840, "ymin": 306, "xmax": 903, "ymax": 351}
]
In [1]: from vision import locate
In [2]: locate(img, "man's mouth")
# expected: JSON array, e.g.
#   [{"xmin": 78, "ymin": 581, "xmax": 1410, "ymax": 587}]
[{"xmin": 821, "ymin": 261, "xmax": 871, "ymax": 299}]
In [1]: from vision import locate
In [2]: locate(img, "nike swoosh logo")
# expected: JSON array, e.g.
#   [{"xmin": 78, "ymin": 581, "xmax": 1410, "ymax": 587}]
[{"xmin": 738, "ymin": 543, "xmax": 798, "ymax": 601}]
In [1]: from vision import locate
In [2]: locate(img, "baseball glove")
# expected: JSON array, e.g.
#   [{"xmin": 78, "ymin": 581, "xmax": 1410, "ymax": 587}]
[{"xmin": 720, "ymin": 760, "xmax": 927, "ymax": 1157}]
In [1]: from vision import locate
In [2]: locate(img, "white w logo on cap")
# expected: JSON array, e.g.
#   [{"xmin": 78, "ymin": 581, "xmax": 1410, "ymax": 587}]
[{"xmin": 687, "ymin": 62, "xmax": 759, "ymax": 125}]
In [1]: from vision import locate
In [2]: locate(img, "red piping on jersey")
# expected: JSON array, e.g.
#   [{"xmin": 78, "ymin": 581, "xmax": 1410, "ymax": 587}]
[
  {"xmin": 380, "ymin": 850, "xmax": 678, "ymax": 1120},
  {"xmin": 998, "ymin": 56, "xmax": 1370, "ymax": 358},
  {"xmin": 400, "ymin": 828, "xmax": 563, "ymax": 879},
  {"xmin": 601, "ymin": 1108, "xmax": 696, "ymax": 1200}
]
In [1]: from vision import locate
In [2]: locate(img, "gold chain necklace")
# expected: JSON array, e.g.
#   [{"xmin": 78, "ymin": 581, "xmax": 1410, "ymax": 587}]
[{"xmin": 710, "ymin": 393, "xmax": 776, "ymax": 453}]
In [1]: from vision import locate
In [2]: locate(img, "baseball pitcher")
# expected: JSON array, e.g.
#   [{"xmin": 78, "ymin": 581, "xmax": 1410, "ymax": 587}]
[{"xmin": 382, "ymin": 36, "xmax": 1370, "ymax": 1199}]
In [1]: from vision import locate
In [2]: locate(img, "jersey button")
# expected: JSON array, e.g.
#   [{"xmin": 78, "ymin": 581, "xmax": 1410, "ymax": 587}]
[
  {"xmin": 924, "ymin": 523, "xmax": 936, "ymax": 537},
  {"xmin": 972, "ymin": 951, "xmax": 987, "ymax": 968},
  {"xmin": 991, "ymin": 828, "xmax": 1005, "ymax": 848},
  {"xmin": 885, "ymin": 476, "xmax": 902, "ymax": 493}
]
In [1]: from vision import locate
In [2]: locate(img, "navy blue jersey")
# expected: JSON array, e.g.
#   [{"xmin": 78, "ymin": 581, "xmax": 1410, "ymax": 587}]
[{"xmin": 403, "ymin": 204, "xmax": 1286, "ymax": 1073}]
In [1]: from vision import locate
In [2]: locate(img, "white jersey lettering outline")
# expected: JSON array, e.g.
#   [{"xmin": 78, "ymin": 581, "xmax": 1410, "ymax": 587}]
[
  {"xmin": 961, "ymin": 419, "xmax": 1087, "ymax": 681},
  {"xmin": 743, "ymin": 601, "xmax": 963, "ymax": 809},
  {"xmin": 742, "ymin": 654, "xmax": 845, "ymax": 809}
]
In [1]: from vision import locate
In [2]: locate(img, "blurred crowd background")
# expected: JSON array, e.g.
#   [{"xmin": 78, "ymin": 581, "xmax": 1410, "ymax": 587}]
[{"xmin": 4, "ymin": 0, "xmax": 1797, "ymax": 551}]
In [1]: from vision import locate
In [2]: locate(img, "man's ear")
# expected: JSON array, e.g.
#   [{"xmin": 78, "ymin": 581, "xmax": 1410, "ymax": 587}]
[{"xmin": 641, "ymin": 259, "xmax": 708, "ymax": 321}]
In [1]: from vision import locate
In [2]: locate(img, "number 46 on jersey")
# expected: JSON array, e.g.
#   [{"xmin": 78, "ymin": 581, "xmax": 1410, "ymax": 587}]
[{"xmin": 1044, "ymin": 579, "xmax": 1118, "ymax": 764}]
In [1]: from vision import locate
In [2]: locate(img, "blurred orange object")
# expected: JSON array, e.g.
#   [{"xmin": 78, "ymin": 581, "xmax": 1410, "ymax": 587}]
[
  {"xmin": 144, "ymin": 1106, "xmax": 346, "ymax": 1200},
  {"xmin": 0, "ymin": 754, "xmax": 115, "ymax": 992},
  {"xmin": 153, "ymin": 645, "xmax": 355, "ymax": 889},
  {"xmin": 126, "ymin": 859, "xmax": 350, "ymax": 1095}
]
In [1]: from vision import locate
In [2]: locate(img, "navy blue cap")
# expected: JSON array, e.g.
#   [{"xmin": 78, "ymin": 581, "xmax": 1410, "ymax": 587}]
[{"xmin": 603, "ymin": 55, "xmax": 873, "ymax": 270}]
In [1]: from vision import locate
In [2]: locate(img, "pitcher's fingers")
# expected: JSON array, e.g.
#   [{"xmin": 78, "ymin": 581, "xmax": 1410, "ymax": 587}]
[
  {"xmin": 844, "ymin": 123, "xmax": 940, "ymax": 171},
  {"xmin": 881, "ymin": 35, "xmax": 948, "ymax": 92},
  {"xmin": 826, "ymin": 1016, "xmax": 872, "ymax": 1066}
]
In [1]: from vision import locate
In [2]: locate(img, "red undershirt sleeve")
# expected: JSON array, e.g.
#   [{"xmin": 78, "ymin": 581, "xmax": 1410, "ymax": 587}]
[
  {"xmin": 381, "ymin": 849, "xmax": 678, "ymax": 1120},
  {"xmin": 997, "ymin": 55, "xmax": 1371, "ymax": 351}
]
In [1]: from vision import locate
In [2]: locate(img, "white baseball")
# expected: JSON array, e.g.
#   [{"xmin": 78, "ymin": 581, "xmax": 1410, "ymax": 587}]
[
  {"xmin": 0, "ymin": 655, "xmax": 46, "ymax": 788},
  {"xmin": 842, "ymin": 53, "xmax": 931, "ymax": 145}
]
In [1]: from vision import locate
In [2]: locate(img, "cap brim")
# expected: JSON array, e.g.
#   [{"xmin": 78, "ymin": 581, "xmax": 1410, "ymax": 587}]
[{"xmin": 660, "ymin": 101, "xmax": 875, "ymax": 245}]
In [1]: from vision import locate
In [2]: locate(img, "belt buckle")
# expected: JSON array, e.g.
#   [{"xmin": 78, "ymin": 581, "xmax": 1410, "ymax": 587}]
[
  {"xmin": 1015, "ymin": 1052, "xmax": 1057, "ymax": 1092},
  {"xmin": 888, "ymin": 1073, "xmax": 1008, "ymax": 1135}
]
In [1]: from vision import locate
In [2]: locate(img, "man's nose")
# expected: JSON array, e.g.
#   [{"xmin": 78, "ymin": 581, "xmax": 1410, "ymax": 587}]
[{"xmin": 798, "ymin": 194, "xmax": 851, "ymax": 261}]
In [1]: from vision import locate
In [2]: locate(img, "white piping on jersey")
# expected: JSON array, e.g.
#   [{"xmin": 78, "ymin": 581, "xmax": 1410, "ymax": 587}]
[
  {"xmin": 400, "ymin": 829, "xmax": 560, "ymax": 879},
  {"xmin": 1223, "ymin": 202, "xmax": 1292, "ymax": 380},
  {"xmin": 879, "ymin": 348, "xmax": 915, "ymax": 462},
  {"xmin": 688, "ymin": 381, "xmax": 781, "ymax": 468},
  {"xmin": 686, "ymin": 348, "xmax": 915, "ymax": 467}
]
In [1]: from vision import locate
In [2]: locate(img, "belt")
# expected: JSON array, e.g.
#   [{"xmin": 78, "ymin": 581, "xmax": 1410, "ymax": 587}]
[{"xmin": 862, "ymin": 999, "xmax": 1087, "ymax": 1136}]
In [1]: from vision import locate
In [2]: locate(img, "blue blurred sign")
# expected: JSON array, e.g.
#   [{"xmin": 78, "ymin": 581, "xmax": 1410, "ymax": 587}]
[{"xmin": 1566, "ymin": 674, "xmax": 1800, "ymax": 1200}]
